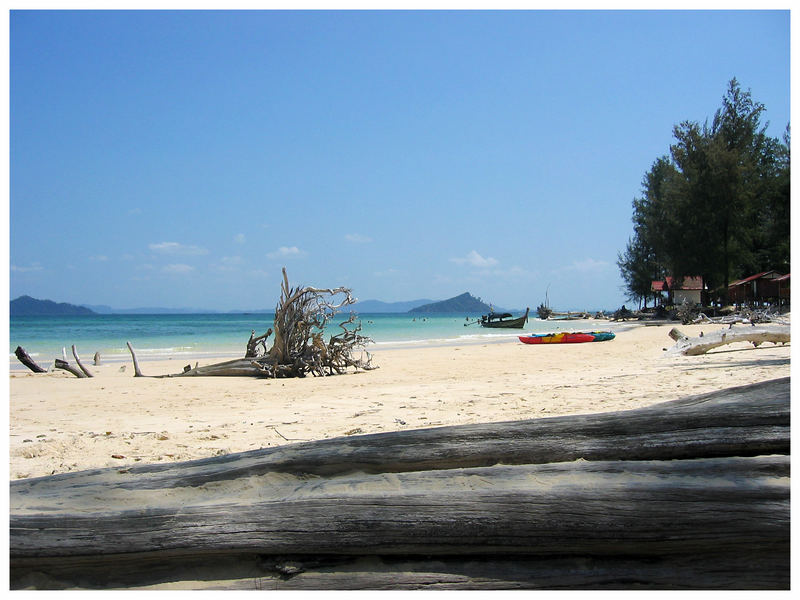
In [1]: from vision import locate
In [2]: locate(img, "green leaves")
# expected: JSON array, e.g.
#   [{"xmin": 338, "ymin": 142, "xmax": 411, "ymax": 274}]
[{"xmin": 619, "ymin": 79, "xmax": 789, "ymax": 306}]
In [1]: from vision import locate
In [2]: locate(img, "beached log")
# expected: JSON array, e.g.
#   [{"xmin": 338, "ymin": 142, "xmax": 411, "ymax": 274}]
[
  {"xmin": 666, "ymin": 325, "xmax": 790, "ymax": 356},
  {"xmin": 71, "ymin": 345, "xmax": 93, "ymax": 378},
  {"xmin": 9, "ymin": 378, "xmax": 789, "ymax": 590},
  {"xmin": 125, "ymin": 344, "xmax": 269, "ymax": 379},
  {"xmin": 14, "ymin": 346, "xmax": 47, "ymax": 373},
  {"xmin": 53, "ymin": 359, "xmax": 86, "ymax": 378},
  {"xmin": 8, "ymin": 549, "xmax": 788, "ymax": 591},
  {"xmin": 257, "ymin": 267, "xmax": 375, "ymax": 377},
  {"xmin": 668, "ymin": 327, "xmax": 688, "ymax": 341},
  {"xmin": 167, "ymin": 358, "xmax": 270, "ymax": 377},
  {"xmin": 123, "ymin": 269, "xmax": 374, "ymax": 380}
]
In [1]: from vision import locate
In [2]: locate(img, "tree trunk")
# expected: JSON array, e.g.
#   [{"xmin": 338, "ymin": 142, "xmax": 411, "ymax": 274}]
[
  {"xmin": 14, "ymin": 346, "xmax": 47, "ymax": 373},
  {"xmin": 666, "ymin": 326, "xmax": 790, "ymax": 356},
  {"xmin": 123, "ymin": 269, "xmax": 374, "ymax": 379},
  {"xmin": 125, "ymin": 342, "xmax": 146, "ymax": 377},
  {"xmin": 71, "ymin": 345, "xmax": 93, "ymax": 378},
  {"xmin": 9, "ymin": 378, "xmax": 790, "ymax": 590},
  {"xmin": 53, "ymin": 359, "xmax": 86, "ymax": 378}
]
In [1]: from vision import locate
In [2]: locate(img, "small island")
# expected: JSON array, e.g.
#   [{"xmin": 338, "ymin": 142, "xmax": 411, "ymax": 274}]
[{"xmin": 408, "ymin": 292, "xmax": 494, "ymax": 314}]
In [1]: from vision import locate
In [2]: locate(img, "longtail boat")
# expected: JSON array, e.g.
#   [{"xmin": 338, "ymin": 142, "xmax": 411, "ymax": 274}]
[{"xmin": 480, "ymin": 307, "xmax": 530, "ymax": 329}]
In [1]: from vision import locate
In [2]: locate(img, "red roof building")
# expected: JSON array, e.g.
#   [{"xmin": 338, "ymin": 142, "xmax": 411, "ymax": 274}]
[
  {"xmin": 728, "ymin": 271, "xmax": 789, "ymax": 304},
  {"xmin": 651, "ymin": 277, "xmax": 705, "ymax": 306}
]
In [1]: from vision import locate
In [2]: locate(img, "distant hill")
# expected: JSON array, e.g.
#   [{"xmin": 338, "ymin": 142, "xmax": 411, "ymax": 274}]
[
  {"xmin": 11, "ymin": 295, "xmax": 96, "ymax": 317},
  {"xmin": 408, "ymin": 292, "xmax": 493, "ymax": 314},
  {"xmin": 349, "ymin": 299, "xmax": 434, "ymax": 313}
]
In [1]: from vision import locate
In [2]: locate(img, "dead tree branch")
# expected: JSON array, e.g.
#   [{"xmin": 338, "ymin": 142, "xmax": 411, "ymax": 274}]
[
  {"xmin": 14, "ymin": 346, "xmax": 47, "ymax": 373},
  {"xmin": 54, "ymin": 359, "xmax": 86, "ymax": 378},
  {"xmin": 71, "ymin": 345, "xmax": 93, "ymax": 378},
  {"xmin": 127, "ymin": 269, "xmax": 375, "ymax": 379},
  {"xmin": 248, "ymin": 268, "xmax": 375, "ymax": 377},
  {"xmin": 666, "ymin": 326, "xmax": 790, "ymax": 356},
  {"xmin": 691, "ymin": 308, "xmax": 789, "ymax": 326},
  {"xmin": 126, "ymin": 342, "xmax": 146, "ymax": 377},
  {"xmin": 246, "ymin": 328, "xmax": 273, "ymax": 358}
]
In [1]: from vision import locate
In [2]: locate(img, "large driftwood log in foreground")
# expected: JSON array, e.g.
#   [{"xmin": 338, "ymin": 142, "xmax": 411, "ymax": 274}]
[
  {"xmin": 9, "ymin": 378, "xmax": 789, "ymax": 590},
  {"xmin": 667, "ymin": 325, "xmax": 790, "ymax": 356}
]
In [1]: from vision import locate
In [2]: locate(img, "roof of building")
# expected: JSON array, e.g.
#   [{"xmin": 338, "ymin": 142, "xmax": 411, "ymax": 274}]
[
  {"xmin": 728, "ymin": 271, "xmax": 784, "ymax": 287},
  {"xmin": 651, "ymin": 276, "xmax": 704, "ymax": 292}
]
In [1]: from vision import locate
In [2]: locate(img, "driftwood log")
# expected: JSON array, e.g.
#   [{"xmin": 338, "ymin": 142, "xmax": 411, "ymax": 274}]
[
  {"xmin": 70, "ymin": 345, "xmax": 93, "ymax": 377},
  {"xmin": 667, "ymin": 325, "xmax": 790, "ymax": 356},
  {"xmin": 16, "ymin": 270, "xmax": 372, "ymax": 380},
  {"xmin": 14, "ymin": 346, "xmax": 47, "ymax": 373},
  {"xmin": 15, "ymin": 346, "xmax": 93, "ymax": 378},
  {"xmin": 122, "ymin": 269, "xmax": 374, "ymax": 379},
  {"xmin": 9, "ymin": 378, "xmax": 789, "ymax": 590},
  {"xmin": 53, "ymin": 358, "xmax": 86, "ymax": 378}
]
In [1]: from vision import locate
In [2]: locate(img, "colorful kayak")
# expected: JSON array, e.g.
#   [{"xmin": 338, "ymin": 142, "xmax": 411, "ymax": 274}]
[{"xmin": 519, "ymin": 331, "xmax": 615, "ymax": 345}]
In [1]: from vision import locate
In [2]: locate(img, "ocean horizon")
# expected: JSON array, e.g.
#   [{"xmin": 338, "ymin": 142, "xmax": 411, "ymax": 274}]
[{"xmin": 9, "ymin": 311, "xmax": 618, "ymax": 370}]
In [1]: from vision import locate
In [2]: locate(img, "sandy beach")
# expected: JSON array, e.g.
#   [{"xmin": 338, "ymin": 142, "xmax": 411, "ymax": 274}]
[{"xmin": 9, "ymin": 321, "xmax": 791, "ymax": 480}]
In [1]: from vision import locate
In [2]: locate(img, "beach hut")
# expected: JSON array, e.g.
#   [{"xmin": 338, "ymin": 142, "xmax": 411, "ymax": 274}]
[
  {"xmin": 651, "ymin": 276, "xmax": 705, "ymax": 306},
  {"xmin": 775, "ymin": 273, "xmax": 790, "ymax": 306},
  {"xmin": 727, "ymin": 271, "xmax": 787, "ymax": 306}
]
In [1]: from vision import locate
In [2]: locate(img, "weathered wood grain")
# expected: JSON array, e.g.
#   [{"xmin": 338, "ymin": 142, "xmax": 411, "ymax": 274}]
[
  {"xmin": 11, "ymin": 551, "xmax": 789, "ymax": 590},
  {"xmin": 11, "ymin": 455, "xmax": 788, "ymax": 557},
  {"xmin": 9, "ymin": 378, "xmax": 790, "ymax": 590},
  {"xmin": 667, "ymin": 325, "xmax": 790, "ymax": 355}
]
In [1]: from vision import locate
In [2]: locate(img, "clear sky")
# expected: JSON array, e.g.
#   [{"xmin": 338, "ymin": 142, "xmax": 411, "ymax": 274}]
[{"xmin": 9, "ymin": 9, "xmax": 791, "ymax": 312}]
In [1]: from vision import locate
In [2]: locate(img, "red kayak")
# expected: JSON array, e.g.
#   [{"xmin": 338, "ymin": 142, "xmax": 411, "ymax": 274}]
[{"xmin": 519, "ymin": 332, "xmax": 600, "ymax": 344}]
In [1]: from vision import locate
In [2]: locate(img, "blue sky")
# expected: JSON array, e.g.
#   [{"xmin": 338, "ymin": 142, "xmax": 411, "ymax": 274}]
[{"xmin": 9, "ymin": 10, "xmax": 791, "ymax": 311}]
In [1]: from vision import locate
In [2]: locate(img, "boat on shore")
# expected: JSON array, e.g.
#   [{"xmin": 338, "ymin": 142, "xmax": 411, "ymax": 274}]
[
  {"xmin": 480, "ymin": 307, "xmax": 530, "ymax": 329},
  {"xmin": 519, "ymin": 331, "xmax": 615, "ymax": 344}
]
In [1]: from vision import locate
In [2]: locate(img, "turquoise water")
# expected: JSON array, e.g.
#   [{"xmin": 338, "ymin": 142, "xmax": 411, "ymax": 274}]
[{"xmin": 9, "ymin": 312, "xmax": 603, "ymax": 367}]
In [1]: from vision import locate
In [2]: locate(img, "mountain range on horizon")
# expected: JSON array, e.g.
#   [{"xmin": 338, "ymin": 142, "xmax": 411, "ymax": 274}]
[{"xmin": 8, "ymin": 294, "xmax": 606, "ymax": 318}]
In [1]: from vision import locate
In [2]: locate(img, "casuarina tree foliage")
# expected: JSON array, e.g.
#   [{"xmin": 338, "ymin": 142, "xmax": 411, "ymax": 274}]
[{"xmin": 618, "ymin": 79, "xmax": 790, "ymax": 307}]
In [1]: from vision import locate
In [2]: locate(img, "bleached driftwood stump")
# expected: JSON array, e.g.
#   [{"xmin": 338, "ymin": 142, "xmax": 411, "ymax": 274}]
[
  {"xmin": 667, "ymin": 325, "xmax": 790, "ymax": 356},
  {"xmin": 10, "ymin": 378, "xmax": 790, "ymax": 590}
]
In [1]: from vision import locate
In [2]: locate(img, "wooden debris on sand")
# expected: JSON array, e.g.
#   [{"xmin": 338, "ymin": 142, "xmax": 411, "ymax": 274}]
[
  {"xmin": 10, "ymin": 378, "xmax": 789, "ymax": 590},
  {"xmin": 46, "ymin": 268, "xmax": 375, "ymax": 379},
  {"xmin": 667, "ymin": 325, "xmax": 790, "ymax": 356},
  {"xmin": 14, "ymin": 346, "xmax": 47, "ymax": 373}
]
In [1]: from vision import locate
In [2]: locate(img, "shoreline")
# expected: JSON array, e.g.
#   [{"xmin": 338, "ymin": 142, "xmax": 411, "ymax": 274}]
[
  {"xmin": 8, "ymin": 317, "xmax": 641, "ymax": 371},
  {"xmin": 9, "ymin": 321, "xmax": 790, "ymax": 480}
]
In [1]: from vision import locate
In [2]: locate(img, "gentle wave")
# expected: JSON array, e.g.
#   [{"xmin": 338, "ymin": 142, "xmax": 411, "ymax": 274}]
[{"xmin": 10, "ymin": 313, "xmax": 620, "ymax": 370}]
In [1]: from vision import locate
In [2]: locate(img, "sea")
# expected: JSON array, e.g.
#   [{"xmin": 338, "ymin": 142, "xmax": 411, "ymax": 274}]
[{"xmin": 8, "ymin": 312, "xmax": 613, "ymax": 370}]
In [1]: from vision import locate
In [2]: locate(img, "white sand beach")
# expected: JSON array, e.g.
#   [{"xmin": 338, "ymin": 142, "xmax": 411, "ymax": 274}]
[{"xmin": 9, "ymin": 321, "xmax": 791, "ymax": 480}]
